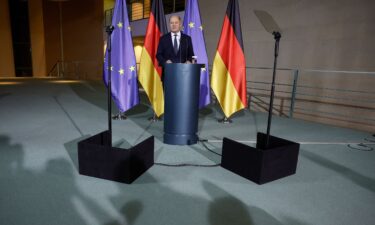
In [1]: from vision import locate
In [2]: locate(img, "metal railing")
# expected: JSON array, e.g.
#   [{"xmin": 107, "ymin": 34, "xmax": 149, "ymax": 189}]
[
  {"xmin": 243, "ymin": 66, "xmax": 375, "ymax": 131},
  {"xmin": 48, "ymin": 61, "xmax": 101, "ymax": 79},
  {"xmin": 49, "ymin": 60, "xmax": 375, "ymax": 131}
]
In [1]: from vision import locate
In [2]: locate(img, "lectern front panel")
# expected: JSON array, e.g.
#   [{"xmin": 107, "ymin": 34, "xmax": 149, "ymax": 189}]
[{"xmin": 163, "ymin": 63, "xmax": 203, "ymax": 145}]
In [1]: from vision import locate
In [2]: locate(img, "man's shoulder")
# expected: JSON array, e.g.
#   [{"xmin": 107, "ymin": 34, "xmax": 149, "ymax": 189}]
[
  {"xmin": 160, "ymin": 32, "xmax": 171, "ymax": 39},
  {"xmin": 181, "ymin": 33, "xmax": 192, "ymax": 39}
]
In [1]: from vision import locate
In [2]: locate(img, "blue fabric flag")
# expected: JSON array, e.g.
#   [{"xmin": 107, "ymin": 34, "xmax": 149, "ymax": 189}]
[
  {"xmin": 183, "ymin": 0, "xmax": 211, "ymax": 108},
  {"xmin": 103, "ymin": 0, "xmax": 139, "ymax": 112}
]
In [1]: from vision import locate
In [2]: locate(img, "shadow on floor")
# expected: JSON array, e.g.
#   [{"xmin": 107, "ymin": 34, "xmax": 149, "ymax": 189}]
[
  {"xmin": 301, "ymin": 150, "xmax": 375, "ymax": 193},
  {"xmin": 204, "ymin": 181, "xmax": 281, "ymax": 225},
  {"xmin": 104, "ymin": 175, "xmax": 285, "ymax": 225},
  {"xmin": 0, "ymin": 135, "xmax": 110, "ymax": 225}
]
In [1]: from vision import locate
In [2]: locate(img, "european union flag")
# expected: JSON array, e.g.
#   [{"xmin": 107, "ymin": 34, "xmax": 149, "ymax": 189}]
[
  {"xmin": 183, "ymin": 0, "xmax": 211, "ymax": 108},
  {"xmin": 104, "ymin": 0, "xmax": 139, "ymax": 112}
]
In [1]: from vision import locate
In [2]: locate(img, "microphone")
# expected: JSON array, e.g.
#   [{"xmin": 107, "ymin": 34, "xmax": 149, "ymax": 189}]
[
  {"xmin": 179, "ymin": 35, "xmax": 182, "ymax": 63},
  {"xmin": 106, "ymin": 25, "xmax": 115, "ymax": 34},
  {"xmin": 185, "ymin": 38, "xmax": 188, "ymax": 63},
  {"xmin": 192, "ymin": 56, "xmax": 197, "ymax": 64}
]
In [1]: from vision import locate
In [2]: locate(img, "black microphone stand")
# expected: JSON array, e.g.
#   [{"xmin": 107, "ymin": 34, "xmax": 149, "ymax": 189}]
[
  {"xmin": 185, "ymin": 38, "xmax": 187, "ymax": 63},
  {"xmin": 220, "ymin": 11, "xmax": 299, "ymax": 185},
  {"xmin": 179, "ymin": 35, "xmax": 182, "ymax": 63},
  {"xmin": 265, "ymin": 31, "xmax": 281, "ymax": 148},
  {"xmin": 106, "ymin": 25, "xmax": 114, "ymax": 147},
  {"xmin": 77, "ymin": 25, "xmax": 155, "ymax": 184}
]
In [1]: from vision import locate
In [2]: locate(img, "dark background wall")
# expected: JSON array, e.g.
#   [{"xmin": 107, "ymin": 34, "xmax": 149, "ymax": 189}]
[
  {"xmin": 200, "ymin": 0, "xmax": 375, "ymax": 71},
  {"xmin": 43, "ymin": 0, "xmax": 104, "ymax": 79},
  {"xmin": 0, "ymin": 0, "xmax": 15, "ymax": 77}
]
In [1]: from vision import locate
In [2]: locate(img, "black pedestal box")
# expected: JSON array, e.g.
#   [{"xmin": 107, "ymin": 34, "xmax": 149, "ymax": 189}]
[
  {"xmin": 78, "ymin": 130, "xmax": 154, "ymax": 184},
  {"xmin": 221, "ymin": 132, "xmax": 299, "ymax": 184}
]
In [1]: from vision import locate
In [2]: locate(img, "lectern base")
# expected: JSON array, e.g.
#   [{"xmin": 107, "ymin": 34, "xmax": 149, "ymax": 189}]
[{"xmin": 163, "ymin": 133, "xmax": 198, "ymax": 145}]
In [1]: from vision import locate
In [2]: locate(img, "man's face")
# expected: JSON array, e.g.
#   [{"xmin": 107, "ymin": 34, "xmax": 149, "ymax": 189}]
[{"xmin": 169, "ymin": 16, "xmax": 181, "ymax": 33}]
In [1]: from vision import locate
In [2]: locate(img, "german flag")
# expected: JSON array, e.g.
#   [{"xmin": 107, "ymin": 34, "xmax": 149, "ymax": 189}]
[
  {"xmin": 211, "ymin": 0, "xmax": 247, "ymax": 118},
  {"xmin": 138, "ymin": 0, "xmax": 168, "ymax": 117}
]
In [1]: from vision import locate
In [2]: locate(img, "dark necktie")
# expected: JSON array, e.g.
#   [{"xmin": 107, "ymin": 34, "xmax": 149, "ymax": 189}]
[{"xmin": 173, "ymin": 34, "xmax": 178, "ymax": 55}]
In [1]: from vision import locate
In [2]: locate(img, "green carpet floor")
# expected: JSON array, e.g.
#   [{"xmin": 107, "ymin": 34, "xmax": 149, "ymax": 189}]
[{"xmin": 1, "ymin": 78, "xmax": 374, "ymax": 225}]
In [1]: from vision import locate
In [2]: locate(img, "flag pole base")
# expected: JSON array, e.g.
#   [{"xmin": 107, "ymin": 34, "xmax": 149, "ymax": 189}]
[
  {"xmin": 112, "ymin": 112, "xmax": 127, "ymax": 120},
  {"xmin": 148, "ymin": 114, "xmax": 162, "ymax": 122},
  {"xmin": 218, "ymin": 117, "xmax": 232, "ymax": 124}
]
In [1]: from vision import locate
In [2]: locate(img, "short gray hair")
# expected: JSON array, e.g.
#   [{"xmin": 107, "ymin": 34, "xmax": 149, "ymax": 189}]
[{"xmin": 169, "ymin": 15, "xmax": 182, "ymax": 22}]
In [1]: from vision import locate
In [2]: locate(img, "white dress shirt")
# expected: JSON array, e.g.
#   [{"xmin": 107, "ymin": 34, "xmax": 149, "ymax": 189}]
[{"xmin": 171, "ymin": 31, "xmax": 181, "ymax": 50}]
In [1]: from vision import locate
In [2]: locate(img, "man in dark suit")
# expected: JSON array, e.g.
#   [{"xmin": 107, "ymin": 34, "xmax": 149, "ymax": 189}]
[{"xmin": 156, "ymin": 15, "xmax": 195, "ymax": 67}]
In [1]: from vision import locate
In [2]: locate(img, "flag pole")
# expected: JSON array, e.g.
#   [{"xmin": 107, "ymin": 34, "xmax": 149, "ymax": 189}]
[{"xmin": 106, "ymin": 25, "xmax": 115, "ymax": 147}]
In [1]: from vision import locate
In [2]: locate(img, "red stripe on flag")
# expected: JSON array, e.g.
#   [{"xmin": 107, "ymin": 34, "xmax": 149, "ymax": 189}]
[
  {"xmin": 143, "ymin": 13, "xmax": 163, "ymax": 77},
  {"xmin": 217, "ymin": 16, "xmax": 247, "ymax": 107}
]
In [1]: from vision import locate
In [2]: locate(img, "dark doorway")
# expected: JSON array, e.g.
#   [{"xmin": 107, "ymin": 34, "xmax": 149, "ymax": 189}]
[{"xmin": 8, "ymin": 0, "xmax": 33, "ymax": 77}]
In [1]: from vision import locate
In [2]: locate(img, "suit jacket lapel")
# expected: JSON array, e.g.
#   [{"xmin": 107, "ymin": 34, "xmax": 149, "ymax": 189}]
[{"xmin": 166, "ymin": 33, "xmax": 174, "ymax": 54}]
